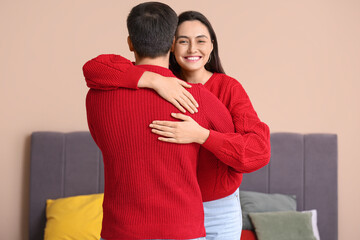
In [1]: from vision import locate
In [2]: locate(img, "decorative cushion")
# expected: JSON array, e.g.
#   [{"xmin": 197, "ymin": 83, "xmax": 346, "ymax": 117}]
[
  {"xmin": 249, "ymin": 211, "xmax": 316, "ymax": 240},
  {"xmin": 44, "ymin": 193, "xmax": 103, "ymax": 240},
  {"xmin": 240, "ymin": 191, "xmax": 297, "ymax": 230},
  {"xmin": 241, "ymin": 230, "xmax": 257, "ymax": 240},
  {"xmin": 302, "ymin": 209, "xmax": 320, "ymax": 240}
]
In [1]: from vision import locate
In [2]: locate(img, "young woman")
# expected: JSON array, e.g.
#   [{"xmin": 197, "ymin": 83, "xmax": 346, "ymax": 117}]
[{"xmin": 84, "ymin": 11, "xmax": 270, "ymax": 240}]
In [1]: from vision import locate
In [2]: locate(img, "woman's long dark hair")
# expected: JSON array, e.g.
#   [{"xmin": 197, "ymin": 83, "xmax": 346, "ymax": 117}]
[{"xmin": 170, "ymin": 11, "xmax": 225, "ymax": 77}]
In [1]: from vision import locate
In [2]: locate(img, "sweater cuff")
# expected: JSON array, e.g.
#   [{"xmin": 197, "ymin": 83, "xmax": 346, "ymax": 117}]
[
  {"xmin": 122, "ymin": 65, "xmax": 146, "ymax": 89},
  {"xmin": 202, "ymin": 130, "xmax": 225, "ymax": 153}
]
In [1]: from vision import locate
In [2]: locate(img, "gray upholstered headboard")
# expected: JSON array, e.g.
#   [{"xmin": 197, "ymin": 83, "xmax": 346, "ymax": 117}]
[
  {"xmin": 241, "ymin": 133, "xmax": 338, "ymax": 240},
  {"xmin": 29, "ymin": 132, "xmax": 338, "ymax": 240}
]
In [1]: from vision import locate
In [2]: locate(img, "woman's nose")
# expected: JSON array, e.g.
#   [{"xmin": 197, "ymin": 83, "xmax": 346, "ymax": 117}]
[{"xmin": 187, "ymin": 42, "xmax": 196, "ymax": 53}]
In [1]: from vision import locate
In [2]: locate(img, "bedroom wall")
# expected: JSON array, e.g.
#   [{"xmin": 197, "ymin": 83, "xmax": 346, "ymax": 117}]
[{"xmin": 0, "ymin": 0, "xmax": 359, "ymax": 239}]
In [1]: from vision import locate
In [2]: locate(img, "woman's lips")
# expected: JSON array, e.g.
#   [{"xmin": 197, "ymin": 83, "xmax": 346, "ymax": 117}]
[{"xmin": 184, "ymin": 56, "xmax": 202, "ymax": 62}]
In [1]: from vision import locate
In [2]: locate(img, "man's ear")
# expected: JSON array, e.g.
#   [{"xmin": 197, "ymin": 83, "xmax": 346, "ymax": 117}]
[
  {"xmin": 170, "ymin": 37, "xmax": 175, "ymax": 52},
  {"xmin": 127, "ymin": 36, "xmax": 134, "ymax": 52}
]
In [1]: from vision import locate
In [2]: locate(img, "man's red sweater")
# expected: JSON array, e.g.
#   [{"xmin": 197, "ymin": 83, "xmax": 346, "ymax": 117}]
[
  {"xmin": 85, "ymin": 63, "xmax": 234, "ymax": 239},
  {"xmin": 84, "ymin": 54, "xmax": 271, "ymax": 202}
]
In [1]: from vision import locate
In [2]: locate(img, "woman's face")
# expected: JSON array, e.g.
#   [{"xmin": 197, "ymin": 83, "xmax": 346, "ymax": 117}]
[{"xmin": 173, "ymin": 20, "xmax": 213, "ymax": 73}]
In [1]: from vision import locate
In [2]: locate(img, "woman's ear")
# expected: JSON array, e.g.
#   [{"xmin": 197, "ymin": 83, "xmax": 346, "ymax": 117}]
[{"xmin": 127, "ymin": 36, "xmax": 134, "ymax": 52}]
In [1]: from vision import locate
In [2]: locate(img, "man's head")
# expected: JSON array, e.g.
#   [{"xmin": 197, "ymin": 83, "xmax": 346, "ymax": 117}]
[{"xmin": 127, "ymin": 2, "xmax": 178, "ymax": 58}]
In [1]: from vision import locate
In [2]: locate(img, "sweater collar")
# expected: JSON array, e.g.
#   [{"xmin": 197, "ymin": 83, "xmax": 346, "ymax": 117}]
[{"xmin": 136, "ymin": 64, "xmax": 175, "ymax": 78}]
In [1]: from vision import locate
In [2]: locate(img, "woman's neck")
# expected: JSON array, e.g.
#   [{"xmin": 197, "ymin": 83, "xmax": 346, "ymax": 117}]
[{"xmin": 181, "ymin": 68, "xmax": 213, "ymax": 85}]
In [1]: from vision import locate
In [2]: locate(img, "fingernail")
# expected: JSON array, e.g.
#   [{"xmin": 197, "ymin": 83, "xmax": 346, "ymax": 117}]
[{"xmin": 171, "ymin": 113, "xmax": 176, "ymax": 116}]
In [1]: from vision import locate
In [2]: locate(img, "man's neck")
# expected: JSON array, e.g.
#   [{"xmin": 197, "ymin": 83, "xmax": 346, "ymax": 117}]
[{"xmin": 134, "ymin": 53, "xmax": 170, "ymax": 69}]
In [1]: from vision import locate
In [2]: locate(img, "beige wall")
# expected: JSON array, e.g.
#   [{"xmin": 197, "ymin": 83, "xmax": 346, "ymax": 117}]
[{"xmin": 1, "ymin": 0, "xmax": 359, "ymax": 239}]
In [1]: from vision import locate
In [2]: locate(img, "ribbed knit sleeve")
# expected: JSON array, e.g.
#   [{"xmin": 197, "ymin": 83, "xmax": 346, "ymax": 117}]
[
  {"xmin": 202, "ymin": 74, "xmax": 271, "ymax": 173},
  {"xmin": 197, "ymin": 85, "xmax": 234, "ymax": 135},
  {"xmin": 82, "ymin": 54, "xmax": 145, "ymax": 90}
]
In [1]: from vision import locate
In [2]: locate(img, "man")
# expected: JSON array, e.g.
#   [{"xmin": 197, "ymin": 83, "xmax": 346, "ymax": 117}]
[{"xmin": 84, "ymin": 2, "xmax": 234, "ymax": 240}]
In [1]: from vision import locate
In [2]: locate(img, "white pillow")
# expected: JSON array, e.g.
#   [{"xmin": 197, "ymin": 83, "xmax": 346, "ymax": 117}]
[{"xmin": 302, "ymin": 209, "xmax": 320, "ymax": 240}]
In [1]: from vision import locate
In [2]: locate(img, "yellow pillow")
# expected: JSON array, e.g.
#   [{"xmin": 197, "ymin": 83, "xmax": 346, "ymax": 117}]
[{"xmin": 44, "ymin": 193, "xmax": 104, "ymax": 240}]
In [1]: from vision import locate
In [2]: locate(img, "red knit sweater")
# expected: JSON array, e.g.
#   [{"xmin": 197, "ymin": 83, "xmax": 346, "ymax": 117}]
[
  {"xmin": 84, "ymin": 54, "xmax": 271, "ymax": 201},
  {"xmin": 85, "ymin": 63, "xmax": 234, "ymax": 239}
]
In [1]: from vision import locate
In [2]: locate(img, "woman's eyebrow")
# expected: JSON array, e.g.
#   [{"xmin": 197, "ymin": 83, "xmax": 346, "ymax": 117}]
[
  {"xmin": 176, "ymin": 35, "xmax": 189, "ymax": 40},
  {"xmin": 176, "ymin": 35, "xmax": 209, "ymax": 40},
  {"xmin": 196, "ymin": 35, "xmax": 209, "ymax": 39}
]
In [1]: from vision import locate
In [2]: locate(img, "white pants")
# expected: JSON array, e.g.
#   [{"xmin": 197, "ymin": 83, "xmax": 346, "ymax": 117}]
[{"xmin": 203, "ymin": 188, "xmax": 242, "ymax": 240}]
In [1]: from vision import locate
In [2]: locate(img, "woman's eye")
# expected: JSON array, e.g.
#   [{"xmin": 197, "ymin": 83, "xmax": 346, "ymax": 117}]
[{"xmin": 178, "ymin": 40, "xmax": 188, "ymax": 44}]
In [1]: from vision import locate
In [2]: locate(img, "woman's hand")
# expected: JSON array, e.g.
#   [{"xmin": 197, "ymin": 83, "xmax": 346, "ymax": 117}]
[
  {"xmin": 149, "ymin": 113, "xmax": 210, "ymax": 144},
  {"xmin": 138, "ymin": 72, "xmax": 199, "ymax": 114}
]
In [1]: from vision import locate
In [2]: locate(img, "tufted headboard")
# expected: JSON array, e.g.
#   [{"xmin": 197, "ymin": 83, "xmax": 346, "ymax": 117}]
[{"xmin": 29, "ymin": 132, "xmax": 338, "ymax": 240}]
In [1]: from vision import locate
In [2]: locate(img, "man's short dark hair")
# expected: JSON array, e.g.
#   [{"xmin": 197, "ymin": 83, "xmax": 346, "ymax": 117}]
[{"xmin": 127, "ymin": 2, "xmax": 178, "ymax": 58}]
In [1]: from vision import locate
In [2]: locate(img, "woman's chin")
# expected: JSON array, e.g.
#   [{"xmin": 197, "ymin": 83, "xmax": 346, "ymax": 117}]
[{"xmin": 178, "ymin": 63, "xmax": 206, "ymax": 73}]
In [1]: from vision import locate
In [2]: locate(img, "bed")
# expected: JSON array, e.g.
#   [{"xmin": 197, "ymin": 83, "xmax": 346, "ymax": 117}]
[{"xmin": 29, "ymin": 132, "xmax": 338, "ymax": 240}]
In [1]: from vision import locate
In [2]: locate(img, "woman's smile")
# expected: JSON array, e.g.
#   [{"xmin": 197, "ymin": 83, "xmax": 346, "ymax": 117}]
[{"xmin": 183, "ymin": 56, "xmax": 202, "ymax": 62}]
